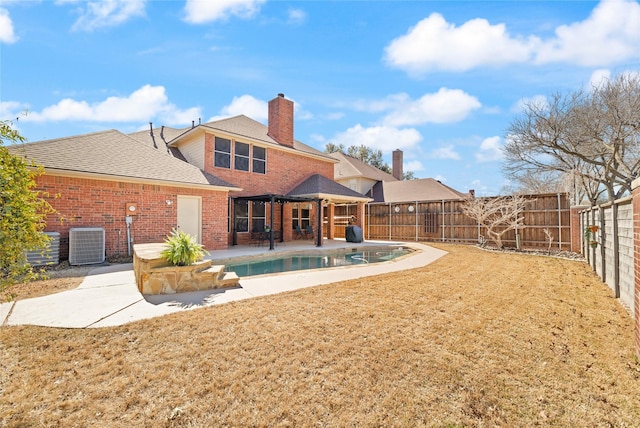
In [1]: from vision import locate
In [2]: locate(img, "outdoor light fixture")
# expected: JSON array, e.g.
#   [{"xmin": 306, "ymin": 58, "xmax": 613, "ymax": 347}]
[
  {"xmin": 408, "ymin": 205, "xmax": 415, "ymax": 212},
  {"xmin": 394, "ymin": 206, "xmax": 400, "ymax": 213},
  {"xmin": 166, "ymin": 200, "xmax": 173, "ymax": 205}
]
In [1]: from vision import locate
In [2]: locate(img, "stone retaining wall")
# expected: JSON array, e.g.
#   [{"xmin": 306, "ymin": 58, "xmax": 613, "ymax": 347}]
[{"xmin": 133, "ymin": 243, "xmax": 239, "ymax": 294}]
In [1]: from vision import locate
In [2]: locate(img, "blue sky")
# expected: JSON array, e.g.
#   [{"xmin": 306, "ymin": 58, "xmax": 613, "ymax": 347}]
[{"xmin": 1, "ymin": 0, "xmax": 639, "ymax": 196}]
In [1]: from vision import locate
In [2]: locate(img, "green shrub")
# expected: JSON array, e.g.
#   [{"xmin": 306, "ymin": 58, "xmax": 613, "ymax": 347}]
[{"xmin": 160, "ymin": 229, "xmax": 208, "ymax": 266}]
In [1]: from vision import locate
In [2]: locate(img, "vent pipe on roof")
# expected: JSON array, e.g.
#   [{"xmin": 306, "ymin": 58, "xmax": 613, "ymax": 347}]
[
  {"xmin": 192, "ymin": 120, "xmax": 195, "ymax": 128},
  {"xmin": 160, "ymin": 125, "xmax": 170, "ymax": 154},
  {"xmin": 149, "ymin": 122, "xmax": 158, "ymax": 149},
  {"xmin": 199, "ymin": 117, "xmax": 201, "ymax": 125}
]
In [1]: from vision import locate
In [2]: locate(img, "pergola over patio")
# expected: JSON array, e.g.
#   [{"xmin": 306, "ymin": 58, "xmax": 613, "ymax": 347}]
[{"xmin": 232, "ymin": 174, "xmax": 372, "ymax": 250}]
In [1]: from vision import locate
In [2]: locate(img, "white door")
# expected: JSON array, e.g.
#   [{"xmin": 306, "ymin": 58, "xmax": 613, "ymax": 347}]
[{"xmin": 177, "ymin": 196, "xmax": 202, "ymax": 244}]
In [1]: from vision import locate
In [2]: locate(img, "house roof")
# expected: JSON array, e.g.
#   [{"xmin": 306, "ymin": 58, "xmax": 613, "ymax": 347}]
[
  {"xmin": 287, "ymin": 174, "xmax": 372, "ymax": 203},
  {"xmin": 331, "ymin": 152, "xmax": 398, "ymax": 182},
  {"xmin": 10, "ymin": 129, "xmax": 239, "ymax": 190},
  {"xmin": 130, "ymin": 115, "xmax": 336, "ymax": 163},
  {"xmin": 369, "ymin": 178, "xmax": 469, "ymax": 203}
]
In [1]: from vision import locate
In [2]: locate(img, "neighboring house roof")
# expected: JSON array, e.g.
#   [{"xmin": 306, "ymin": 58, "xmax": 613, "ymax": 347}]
[
  {"xmin": 10, "ymin": 129, "xmax": 239, "ymax": 190},
  {"xmin": 331, "ymin": 152, "xmax": 398, "ymax": 182},
  {"xmin": 288, "ymin": 174, "xmax": 372, "ymax": 203},
  {"xmin": 369, "ymin": 178, "xmax": 469, "ymax": 203}
]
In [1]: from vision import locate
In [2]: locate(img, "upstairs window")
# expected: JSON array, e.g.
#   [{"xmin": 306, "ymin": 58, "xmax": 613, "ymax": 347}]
[
  {"xmin": 214, "ymin": 137, "xmax": 231, "ymax": 169},
  {"xmin": 253, "ymin": 146, "xmax": 266, "ymax": 174},
  {"xmin": 235, "ymin": 142, "xmax": 250, "ymax": 171}
]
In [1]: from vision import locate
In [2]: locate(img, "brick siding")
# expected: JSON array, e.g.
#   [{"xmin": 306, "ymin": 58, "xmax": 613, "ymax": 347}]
[{"xmin": 37, "ymin": 174, "xmax": 229, "ymax": 259}]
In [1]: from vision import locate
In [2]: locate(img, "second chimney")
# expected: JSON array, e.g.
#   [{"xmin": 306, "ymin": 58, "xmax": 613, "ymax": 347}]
[
  {"xmin": 267, "ymin": 93, "xmax": 294, "ymax": 147},
  {"xmin": 392, "ymin": 149, "xmax": 403, "ymax": 180}
]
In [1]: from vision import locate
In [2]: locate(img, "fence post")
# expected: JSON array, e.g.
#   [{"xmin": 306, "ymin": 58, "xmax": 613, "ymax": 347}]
[
  {"xmin": 631, "ymin": 178, "xmax": 640, "ymax": 358},
  {"xmin": 613, "ymin": 202, "xmax": 620, "ymax": 298},
  {"xmin": 600, "ymin": 205, "xmax": 606, "ymax": 282}
]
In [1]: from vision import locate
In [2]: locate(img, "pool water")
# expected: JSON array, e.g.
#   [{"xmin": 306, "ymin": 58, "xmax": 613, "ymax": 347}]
[{"xmin": 226, "ymin": 247, "xmax": 413, "ymax": 277}]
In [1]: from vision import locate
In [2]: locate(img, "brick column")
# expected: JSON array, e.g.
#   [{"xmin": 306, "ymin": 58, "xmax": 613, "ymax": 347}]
[
  {"xmin": 631, "ymin": 178, "xmax": 640, "ymax": 358},
  {"xmin": 357, "ymin": 202, "xmax": 366, "ymax": 238},
  {"xmin": 570, "ymin": 205, "xmax": 588, "ymax": 253},
  {"xmin": 326, "ymin": 203, "xmax": 335, "ymax": 239}
]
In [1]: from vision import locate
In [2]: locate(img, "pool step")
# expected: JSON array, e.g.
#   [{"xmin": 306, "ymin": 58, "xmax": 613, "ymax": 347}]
[{"xmin": 200, "ymin": 265, "xmax": 240, "ymax": 288}]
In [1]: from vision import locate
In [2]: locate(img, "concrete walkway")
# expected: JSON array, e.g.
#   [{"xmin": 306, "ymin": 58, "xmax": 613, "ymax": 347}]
[{"xmin": 0, "ymin": 241, "xmax": 447, "ymax": 328}]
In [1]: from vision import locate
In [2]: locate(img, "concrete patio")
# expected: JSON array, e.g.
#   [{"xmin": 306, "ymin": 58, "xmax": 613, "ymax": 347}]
[{"xmin": 0, "ymin": 240, "xmax": 447, "ymax": 328}]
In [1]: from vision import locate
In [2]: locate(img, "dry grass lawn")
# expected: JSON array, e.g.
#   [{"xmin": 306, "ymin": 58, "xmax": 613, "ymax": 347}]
[{"xmin": 1, "ymin": 244, "xmax": 639, "ymax": 427}]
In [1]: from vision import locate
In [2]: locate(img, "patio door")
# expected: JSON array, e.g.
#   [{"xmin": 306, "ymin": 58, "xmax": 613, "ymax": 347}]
[{"xmin": 177, "ymin": 195, "xmax": 202, "ymax": 244}]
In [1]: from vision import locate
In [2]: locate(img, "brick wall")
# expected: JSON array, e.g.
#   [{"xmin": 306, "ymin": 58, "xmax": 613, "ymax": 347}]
[
  {"xmin": 203, "ymin": 132, "xmax": 334, "ymax": 197},
  {"xmin": 37, "ymin": 174, "xmax": 230, "ymax": 259}
]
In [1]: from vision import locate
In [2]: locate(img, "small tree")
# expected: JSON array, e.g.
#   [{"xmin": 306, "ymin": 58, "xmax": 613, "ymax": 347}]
[
  {"xmin": 462, "ymin": 194, "xmax": 529, "ymax": 249},
  {"xmin": 0, "ymin": 120, "xmax": 56, "ymax": 295}
]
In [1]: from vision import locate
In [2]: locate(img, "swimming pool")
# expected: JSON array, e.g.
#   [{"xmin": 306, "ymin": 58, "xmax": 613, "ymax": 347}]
[{"xmin": 225, "ymin": 246, "xmax": 414, "ymax": 277}]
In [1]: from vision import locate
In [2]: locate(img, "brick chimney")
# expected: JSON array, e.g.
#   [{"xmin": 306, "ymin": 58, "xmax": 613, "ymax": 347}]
[
  {"xmin": 392, "ymin": 149, "xmax": 403, "ymax": 180},
  {"xmin": 268, "ymin": 93, "xmax": 294, "ymax": 148}
]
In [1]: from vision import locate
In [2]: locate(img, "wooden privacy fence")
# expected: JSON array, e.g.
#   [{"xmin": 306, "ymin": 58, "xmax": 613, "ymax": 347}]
[
  {"xmin": 332, "ymin": 193, "xmax": 571, "ymax": 250},
  {"xmin": 580, "ymin": 197, "xmax": 635, "ymax": 316}
]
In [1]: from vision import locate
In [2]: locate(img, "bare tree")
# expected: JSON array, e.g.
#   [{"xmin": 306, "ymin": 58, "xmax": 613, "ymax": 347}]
[
  {"xmin": 462, "ymin": 194, "xmax": 530, "ymax": 249},
  {"xmin": 504, "ymin": 73, "xmax": 640, "ymax": 203}
]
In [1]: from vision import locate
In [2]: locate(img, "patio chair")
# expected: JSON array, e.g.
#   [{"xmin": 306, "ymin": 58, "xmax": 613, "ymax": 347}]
[
  {"xmin": 294, "ymin": 225, "xmax": 303, "ymax": 239},
  {"xmin": 305, "ymin": 225, "xmax": 314, "ymax": 240}
]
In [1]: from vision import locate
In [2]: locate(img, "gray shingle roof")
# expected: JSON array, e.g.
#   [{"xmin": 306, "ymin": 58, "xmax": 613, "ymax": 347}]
[
  {"xmin": 9, "ymin": 129, "xmax": 238, "ymax": 189},
  {"xmin": 288, "ymin": 174, "xmax": 371, "ymax": 203},
  {"xmin": 369, "ymin": 178, "xmax": 469, "ymax": 203},
  {"xmin": 331, "ymin": 152, "xmax": 398, "ymax": 182},
  {"xmin": 185, "ymin": 115, "xmax": 336, "ymax": 161}
]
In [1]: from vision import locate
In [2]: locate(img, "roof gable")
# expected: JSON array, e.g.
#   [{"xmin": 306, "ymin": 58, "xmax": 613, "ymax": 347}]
[
  {"xmin": 167, "ymin": 115, "xmax": 336, "ymax": 162},
  {"xmin": 331, "ymin": 152, "xmax": 398, "ymax": 182}
]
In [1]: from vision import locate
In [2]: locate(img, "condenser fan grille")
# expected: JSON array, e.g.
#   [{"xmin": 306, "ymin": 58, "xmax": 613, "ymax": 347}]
[{"xmin": 69, "ymin": 227, "xmax": 105, "ymax": 265}]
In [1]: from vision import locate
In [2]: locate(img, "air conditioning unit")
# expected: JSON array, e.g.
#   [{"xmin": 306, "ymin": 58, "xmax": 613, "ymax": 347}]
[
  {"xmin": 69, "ymin": 227, "xmax": 106, "ymax": 265},
  {"xmin": 25, "ymin": 232, "xmax": 60, "ymax": 267}
]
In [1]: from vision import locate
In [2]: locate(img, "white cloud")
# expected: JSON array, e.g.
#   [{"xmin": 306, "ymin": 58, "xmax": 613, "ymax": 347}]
[
  {"xmin": 24, "ymin": 85, "xmax": 200, "ymax": 125},
  {"xmin": 351, "ymin": 93, "xmax": 410, "ymax": 113},
  {"xmin": 207, "ymin": 94, "xmax": 268, "ymax": 123},
  {"xmin": 475, "ymin": 136, "xmax": 503, "ymax": 162},
  {"xmin": 535, "ymin": 0, "xmax": 640, "ymax": 67},
  {"xmin": 384, "ymin": 0, "xmax": 640, "ymax": 74},
  {"xmin": 183, "ymin": 0, "xmax": 265, "ymax": 24},
  {"xmin": 330, "ymin": 124, "xmax": 422, "ymax": 152},
  {"xmin": 287, "ymin": 8, "xmax": 306, "ymax": 25},
  {"xmin": 384, "ymin": 12, "xmax": 536, "ymax": 73},
  {"xmin": 404, "ymin": 160, "xmax": 424, "ymax": 173},
  {"xmin": 0, "ymin": 100, "xmax": 28, "ymax": 119},
  {"xmin": 68, "ymin": 0, "xmax": 146, "ymax": 32},
  {"xmin": 427, "ymin": 144, "xmax": 461, "ymax": 160},
  {"xmin": 587, "ymin": 69, "xmax": 612, "ymax": 89},
  {"xmin": 382, "ymin": 88, "xmax": 481, "ymax": 126},
  {"xmin": 0, "ymin": 8, "xmax": 17, "ymax": 44}
]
